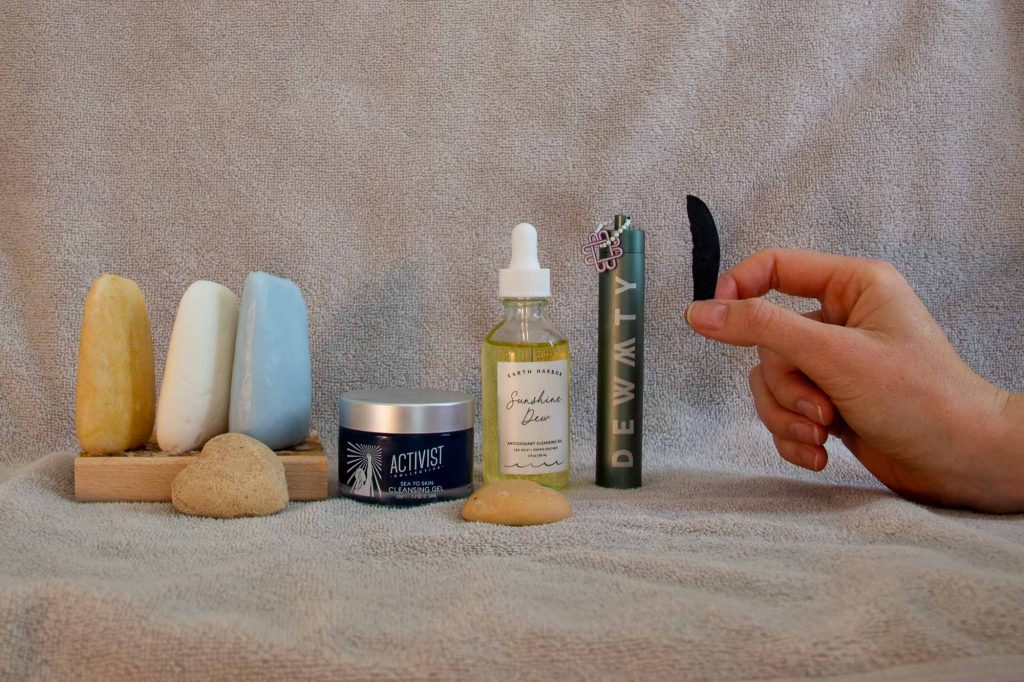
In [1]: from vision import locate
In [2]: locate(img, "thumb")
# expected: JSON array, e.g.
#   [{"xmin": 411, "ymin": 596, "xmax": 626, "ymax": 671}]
[{"xmin": 685, "ymin": 298, "xmax": 847, "ymax": 376}]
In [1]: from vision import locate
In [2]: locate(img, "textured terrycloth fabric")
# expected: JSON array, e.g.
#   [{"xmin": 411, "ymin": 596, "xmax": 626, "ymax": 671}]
[
  {"xmin": 1, "ymin": 1, "xmax": 1022, "ymax": 679},
  {"xmin": 3, "ymin": 452, "xmax": 1024, "ymax": 681}
]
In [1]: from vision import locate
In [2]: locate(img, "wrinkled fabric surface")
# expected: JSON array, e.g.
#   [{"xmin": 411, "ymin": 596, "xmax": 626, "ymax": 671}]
[{"xmin": 1, "ymin": 1, "xmax": 1022, "ymax": 679}]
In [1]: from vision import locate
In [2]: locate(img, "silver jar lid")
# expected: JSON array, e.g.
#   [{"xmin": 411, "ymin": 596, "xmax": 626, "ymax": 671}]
[{"xmin": 339, "ymin": 389, "xmax": 475, "ymax": 435}]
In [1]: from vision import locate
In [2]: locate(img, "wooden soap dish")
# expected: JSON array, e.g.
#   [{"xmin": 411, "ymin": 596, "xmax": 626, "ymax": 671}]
[{"xmin": 74, "ymin": 437, "xmax": 328, "ymax": 502}]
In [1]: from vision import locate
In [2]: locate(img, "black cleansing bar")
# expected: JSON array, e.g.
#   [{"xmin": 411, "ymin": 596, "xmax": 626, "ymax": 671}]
[{"xmin": 686, "ymin": 195, "xmax": 721, "ymax": 301}]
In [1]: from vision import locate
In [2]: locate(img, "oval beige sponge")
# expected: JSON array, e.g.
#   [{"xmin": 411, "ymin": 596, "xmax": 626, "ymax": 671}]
[
  {"xmin": 461, "ymin": 479, "xmax": 571, "ymax": 526},
  {"xmin": 171, "ymin": 433, "xmax": 288, "ymax": 518}
]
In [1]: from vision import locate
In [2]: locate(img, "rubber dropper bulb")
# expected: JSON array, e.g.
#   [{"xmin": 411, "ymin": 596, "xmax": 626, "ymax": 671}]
[
  {"xmin": 509, "ymin": 223, "xmax": 540, "ymax": 269},
  {"xmin": 499, "ymin": 222, "xmax": 551, "ymax": 298}
]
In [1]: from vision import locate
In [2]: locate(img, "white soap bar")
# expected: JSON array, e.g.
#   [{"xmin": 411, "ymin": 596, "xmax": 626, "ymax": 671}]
[{"xmin": 156, "ymin": 281, "xmax": 239, "ymax": 452}]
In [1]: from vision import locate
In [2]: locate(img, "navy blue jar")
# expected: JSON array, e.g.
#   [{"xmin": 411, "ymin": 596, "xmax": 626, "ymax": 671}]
[{"xmin": 338, "ymin": 389, "xmax": 475, "ymax": 505}]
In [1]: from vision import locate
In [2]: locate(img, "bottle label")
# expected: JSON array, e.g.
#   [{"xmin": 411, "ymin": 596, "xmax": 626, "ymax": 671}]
[
  {"xmin": 338, "ymin": 428, "xmax": 473, "ymax": 504},
  {"xmin": 496, "ymin": 359, "xmax": 569, "ymax": 473}
]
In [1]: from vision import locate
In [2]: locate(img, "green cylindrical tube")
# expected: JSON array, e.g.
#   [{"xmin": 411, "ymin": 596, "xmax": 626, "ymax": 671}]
[{"xmin": 596, "ymin": 215, "xmax": 645, "ymax": 488}]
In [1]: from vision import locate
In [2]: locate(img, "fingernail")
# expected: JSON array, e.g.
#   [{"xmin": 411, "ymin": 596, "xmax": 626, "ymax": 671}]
[
  {"xmin": 798, "ymin": 447, "xmax": 822, "ymax": 471},
  {"xmin": 796, "ymin": 400, "xmax": 823, "ymax": 425},
  {"xmin": 714, "ymin": 274, "xmax": 728, "ymax": 298},
  {"xmin": 810, "ymin": 450, "xmax": 825, "ymax": 471},
  {"xmin": 790, "ymin": 421, "xmax": 823, "ymax": 445},
  {"xmin": 686, "ymin": 301, "xmax": 727, "ymax": 330}
]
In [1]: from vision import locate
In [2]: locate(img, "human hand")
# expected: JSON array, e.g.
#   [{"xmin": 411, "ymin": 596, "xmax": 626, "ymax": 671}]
[{"xmin": 685, "ymin": 249, "xmax": 1024, "ymax": 513}]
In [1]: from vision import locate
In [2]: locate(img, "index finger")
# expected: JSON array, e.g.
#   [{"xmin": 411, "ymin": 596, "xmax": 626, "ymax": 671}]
[{"xmin": 715, "ymin": 248, "xmax": 869, "ymax": 302}]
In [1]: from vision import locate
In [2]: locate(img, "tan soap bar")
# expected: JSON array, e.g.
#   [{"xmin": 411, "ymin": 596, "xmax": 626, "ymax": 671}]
[{"xmin": 76, "ymin": 274, "xmax": 156, "ymax": 455}]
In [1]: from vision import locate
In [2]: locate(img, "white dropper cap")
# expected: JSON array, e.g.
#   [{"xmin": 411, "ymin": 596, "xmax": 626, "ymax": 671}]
[{"xmin": 499, "ymin": 222, "xmax": 551, "ymax": 298}]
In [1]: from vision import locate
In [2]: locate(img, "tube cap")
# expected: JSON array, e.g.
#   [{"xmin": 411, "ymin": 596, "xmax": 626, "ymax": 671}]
[{"xmin": 499, "ymin": 223, "xmax": 550, "ymax": 298}]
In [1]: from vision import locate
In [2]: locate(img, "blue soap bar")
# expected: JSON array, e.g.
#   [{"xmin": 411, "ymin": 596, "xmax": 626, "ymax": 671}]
[{"xmin": 229, "ymin": 272, "xmax": 312, "ymax": 450}]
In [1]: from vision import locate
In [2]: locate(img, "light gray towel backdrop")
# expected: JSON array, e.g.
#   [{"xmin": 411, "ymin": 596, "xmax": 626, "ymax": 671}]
[{"xmin": 1, "ymin": 2, "xmax": 1022, "ymax": 680}]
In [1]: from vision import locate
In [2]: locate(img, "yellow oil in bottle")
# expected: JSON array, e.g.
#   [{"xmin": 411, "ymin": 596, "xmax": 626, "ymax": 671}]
[{"xmin": 482, "ymin": 323, "xmax": 571, "ymax": 489}]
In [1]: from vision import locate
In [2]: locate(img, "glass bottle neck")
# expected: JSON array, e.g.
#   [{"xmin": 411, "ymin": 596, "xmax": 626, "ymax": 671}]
[{"xmin": 500, "ymin": 298, "xmax": 550, "ymax": 322}]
